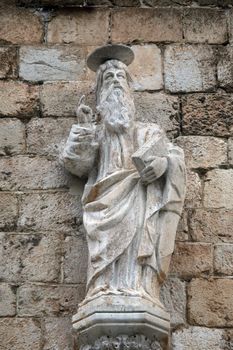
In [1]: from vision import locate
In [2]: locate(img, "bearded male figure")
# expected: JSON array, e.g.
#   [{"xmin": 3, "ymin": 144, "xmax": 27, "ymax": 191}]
[{"xmin": 61, "ymin": 45, "xmax": 186, "ymax": 348}]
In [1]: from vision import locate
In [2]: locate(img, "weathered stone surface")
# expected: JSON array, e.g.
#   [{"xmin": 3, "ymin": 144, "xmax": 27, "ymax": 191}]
[
  {"xmin": 0, "ymin": 156, "xmax": 70, "ymax": 190},
  {"xmin": 171, "ymin": 242, "xmax": 212, "ymax": 278},
  {"xmin": 214, "ymin": 244, "xmax": 233, "ymax": 275},
  {"xmin": 164, "ymin": 45, "xmax": 216, "ymax": 93},
  {"xmin": 0, "ymin": 318, "xmax": 42, "ymax": 350},
  {"xmin": 185, "ymin": 170, "xmax": 202, "ymax": 208},
  {"xmin": 0, "ymin": 233, "xmax": 62, "ymax": 282},
  {"xmin": 40, "ymin": 81, "xmax": 94, "ymax": 117},
  {"xmin": 0, "ymin": 5, "xmax": 43, "ymax": 44},
  {"xmin": 204, "ymin": 169, "xmax": 233, "ymax": 209},
  {"xmin": 0, "ymin": 283, "xmax": 16, "ymax": 316},
  {"xmin": 176, "ymin": 136, "xmax": 227, "ymax": 169},
  {"xmin": 182, "ymin": 93, "xmax": 233, "ymax": 137},
  {"xmin": 129, "ymin": 45, "xmax": 163, "ymax": 91},
  {"xmin": 0, "ymin": 47, "xmax": 17, "ymax": 78},
  {"xmin": 111, "ymin": 8, "xmax": 182, "ymax": 43},
  {"xmin": 43, "ymin": 317, "xmax": 74, "ymax": 350},
  {"xmin": 19, "ymin": 0, "xmax": 83, "ymax": 4},
  {"xmin": 47, "ymin": 9, "xmax": 109, "ymax": 45},
  {"xmin": 217, "ymin": 45, "xmax": 233, "ymax": 92},
  {"xmin": 172, "ymin": 327, "xmax": 226, "ymax": 350},
  {"xmin": 18, "ymin": 192, "xmax": 82, "ymax": 232},
  {"xmin": 0, "ymin": 194, "xmax": 18, "ymax": 230},
  {"xmin": 176, "ymin": 210, "xmax": 189, "ymax": 241},
  {"xmin": 188, "ymin": 278, "xmax": 233, "ymax": 327},
  {"xmin": 160, "ymin": 277, "xmax": 186, "ymax": 327},
  {"xmin": 0, "ymin": 119, "xmax": 26, "ymax": 156},
  {"xmin": 134, "ymin": 92, "xmax": 179, "ymax": 134},
  {"xmin": 0, "ymin": 81, "xmax": 39, "ymax": 117},
  {"xmin": 229, "ymin": 138, "xmax": 233, "ymax": 165},
  {"xmin": 63, "ymin": 235, "xmax": 88, "ymax": 284},
  {"xmin": 20, "ymin": 46, "xmax": 87, "ymax": 82},
  {"xmin": 183, "ymin": 9, "xmax": 227, "ymax": 44},
  {"xmin": 18, "ymin": 284, "xmax": 85, "ymax": 316},
  {"xmin": 27, "ymin": 117, "xmax": 76, "ymax": 157},
  {"xmin": 190, "ymin": 209, "xmax": 233, "ymax": 243}
]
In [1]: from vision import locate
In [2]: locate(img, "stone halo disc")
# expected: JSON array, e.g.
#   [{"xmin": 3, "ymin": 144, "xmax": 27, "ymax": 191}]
[{"xmin": 87, "ymin": 44, "xmax": 135, "ymax": 72}]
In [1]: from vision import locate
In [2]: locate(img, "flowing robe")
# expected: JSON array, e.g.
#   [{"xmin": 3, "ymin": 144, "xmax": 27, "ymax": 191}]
[{"xmin": 62, "ymin": 121, "xmax": 186, "ymax": 302}]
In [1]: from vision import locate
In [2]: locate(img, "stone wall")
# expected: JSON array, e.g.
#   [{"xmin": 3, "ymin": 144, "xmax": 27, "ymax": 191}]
[{"xmin": 0, "ymin": 1, "xmax": 233, "ymax": 349}]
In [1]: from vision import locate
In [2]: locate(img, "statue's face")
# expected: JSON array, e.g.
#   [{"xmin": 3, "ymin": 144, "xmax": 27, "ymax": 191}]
[{"xmin": 102, "ymin": 67, "xmax": 129, "ymax": 93}]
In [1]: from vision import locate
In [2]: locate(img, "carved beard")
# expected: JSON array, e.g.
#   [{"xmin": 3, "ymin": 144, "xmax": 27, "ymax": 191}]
[{"xmin": 97, "ymin": 83, "xmax": 135, "ymax": 134}]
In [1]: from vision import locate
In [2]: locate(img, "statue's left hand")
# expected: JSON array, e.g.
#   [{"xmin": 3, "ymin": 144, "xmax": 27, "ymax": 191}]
[{"xmin": 140, "ymin": 156, "xmax": 168, "ymax": 184}]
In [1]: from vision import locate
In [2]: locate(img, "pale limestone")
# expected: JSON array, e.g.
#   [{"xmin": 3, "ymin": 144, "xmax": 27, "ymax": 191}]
[
  {"xmin": 18, "ymin": 284, "xmax": 85, "ymax": 316},
  {"xmin": 134, "ymin": 92, "xmax": 179, "ymax": 134},
  {"xmin": 18, "ymin": 192, "xmax": 82, "ymax": 232},
  {"xmin": 111, "ymin": 8, "xmax": 182, "ymax": 43},
  {"xmin": 188, "ymin": 278, "xmax": 233, "ymax": 327},
  {"xmin": 176, "ymin": 136, "xmax": 227, "ymax": 169},
  {"xmin": 43, "ymin": 317, "xmax": 74, "ymax": 350},
  {"xmin": 204, "ymin": 169, "xmax": 233, "ymax": 209},
  {"xmin": 0, "ymin": 119, "xmax": 26, "ymax": 156},
  {"xmin": 129, "ymin": 45, "xmax": 163, "ymax": 91},
  {"xmin": 0, "ymin": 156, "xmax": 71, "ymax": 190},
  {"xmin": 183, "ymin": 8, "xmax": 227, "ymax": 44},
  {"xmin": 214, "ymin": 244, "xmax": 233, "ymax": 275},
  {"xmin": 190, "ymin": 209, "xmax": 233, "ymax": 243},
  {"xmin": 47, "ymin": 9, "xmax": 109, "ymax": 45},
  {"xmin": 0, "ymin": 233, "xmax": 62, "ymax": 283},
  {"xmin": 217, "ymin": 45, "xmax": 233, "ymax": 92},
  {"xmin": 0, "ymin": 81, "xmax": 39, "ymax": 117},
  {"xmin": 27, "ymin": 117, "xmax": 76, "ymax": 157},
  {"xmin": 0, "ymin": 47, "xmax": 17, "ymax": 78},
  {"xmin": 63, "ymin": 235, "xmax": 88, "ymax": 284},
  {"xmin": 160, "ymin": 277, "xmax": 186, "ymax": 327},
  {"xmin": 172, "ymin": 327, "xmax": 226, "ymax": 350},
  {"xmin": 0, "ymin": 318, "xmax": 42, "ymax": 350},
  {"xmin": 164, "ymin": 45, "xmax": 216, "ymax": 93},
  {"xmin": 0, "ymin": 283, "xmax": 16, "ymax": 316},
  {"xmin": 20, "ymin": 46, "xmax": 87, "ymax": 82},
  {"xmin": 229, "ymin": 138, "xmax": 233, "ymax": 165},
  {"xmin": 171, "ymin": 242, "xmax": 212, "ymax": 278},
  {"xmin": 0, "ymin": 194, "xmax": 18, "ymax": 230},
  {"xmin": 185, "ymin": 170, "xmax": 202, "ymax": 208}
]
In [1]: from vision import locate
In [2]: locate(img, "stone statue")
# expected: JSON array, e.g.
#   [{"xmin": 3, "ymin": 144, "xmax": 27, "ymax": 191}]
[{"xmin": 61, "ymin": 45, "xmax": 186, "ymax": 349}]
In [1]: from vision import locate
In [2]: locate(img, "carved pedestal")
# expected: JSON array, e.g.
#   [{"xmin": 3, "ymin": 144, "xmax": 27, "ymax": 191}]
[{"xmin": 72, "ymin": 295, "xmax": 170, "ymax": 349}]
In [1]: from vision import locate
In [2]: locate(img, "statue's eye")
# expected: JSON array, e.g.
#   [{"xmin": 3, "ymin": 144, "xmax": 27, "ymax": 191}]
[
  {"xmin": 105, "ymin": 73, "xmax": 113, "ymax": 80},
  {"xmin": 117, "ymin": 73, "xmax": 125, "ymax": 79}
]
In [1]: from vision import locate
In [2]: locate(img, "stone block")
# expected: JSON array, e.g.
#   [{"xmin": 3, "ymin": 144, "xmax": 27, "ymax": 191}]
[
  {"xmin": 172, "ymin": 327, "xmax": 226, "ymax": 350},
  {"xmin": 185, "ymin": 170, "xmax": 202, "ymax": 208},
  {"xmin": 18, "ymin": 283, "xmax": 85, "ymax": 316},
  {"xmin": 190, "ymin": 209, "xmax": 233, "ymax": 243},
  {"xmin": 214, "ymin": 244, "xmax": 233, "ymax": 275},
  {"xmin": 171, "ymin": 242, "xmax": 212, "ymax": 279},
  {"xmin": 0, "ymin": 233, "xmax": 62, "ymax": 282},
  {"xmin": 18, "ymin": 192, "xmax": 82, "ymax": 232},
  {"xmin": 0, "ymin": 193, "xmax": 18, "ymax": 230},
  {"xmin": 129, "ymin": 45, "xmax": 163, "ymax": 91},
  {"xmin": 0, "ymin": 81, "xmax": 39, "ymax": 117},
  {"xmin": 176, "ymin": 136, "xmax": 227, "ymax": 169},
  {"xmin": 188, "ymin": 278, "xmax": 233, "ymax": 327},
  {"xmin": 0, "ymin": 283, "xmax": 16, "ymax": 316},
  {"xmin": 47, "ymin": 9, "xmax": 109, "ymax": 45},
  {"xmin": 183, "ymin": 9, "xmax": 227, "ymax": 44},
  {"xmin": 0, "ymin": 318, "xmax": 42, "ymax": 350},
  {"xmin": 40, "ymin": 81, "xmax": 94, "ymax": 117},
  {"xmin": 111, "ymin": 8, "xmax": 182, "ymax": 43},
  {"xmin": 204, "ymin": 169, "xmax": 233, "ymax": 209},
  {"xmin": 182, "ymin": 93, "xmax": 233, "ymax": 137},
  {"xmin": 0, "ymin": 47, "xmax": 17, "ymax": 78},
  {"xmin": 26, "ymin": 117, "xmax": 76, "ymax": 157},
  {"xmin": 0, "ymin": 119, "xmax": 26, "ymax": 156},
  {"xmin": 164, "ymin": 45, "xmax": 216, "ymax": 93},
  {"xmin": 229, "ymin": 138, "xmax": 233, "ymax": 165},
  {"xmin": 160, "ymin": 277, "xmax": 186, "ymax": 328},
  {"xmin": 19, "ymin": 46, "xmax": 87, "ymax": 82},
  {"xmin": 0, "ymin": 5, "xmax": 43, "ymax": 44},
  {"xmin": 0, "ymin": 156, "xmax": 71, "ymax": 190},
  {"xmin": 218, "ymin": 45, "xmax": 233, "ymax": 92},
  {"xmin": 43, "ymin": 317, "xmax": 74, "ymax": 350},
  {"xmin": 134, "ymin": 92, "xmax": 179, "ymax": 134},
  {"xmin": 176, "ymin": 210, "xmax": 189, "ymax": 241},
  {"xmin": 63, "ymin": 235, "xmax": 88, "ymax": 284}
]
